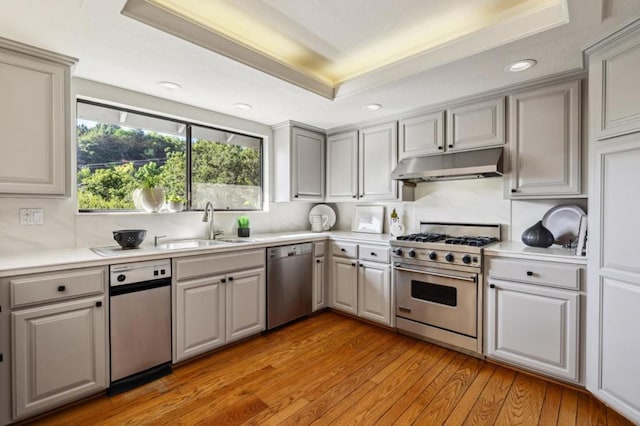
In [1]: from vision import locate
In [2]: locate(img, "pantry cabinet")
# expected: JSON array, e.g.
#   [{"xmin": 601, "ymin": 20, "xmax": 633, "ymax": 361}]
[
  {"xmin": 486, "ymin": 256, "xmax": 583, "ymax": 383},
  {"xmin": 173, "ymin": 249, "xmax": 265, "ymax": 362},
  {"xmin": 0, "ymin": 37, "xmax": 76, "ymax": 196},
  {"xmin": 272, "ymin": 121, "xmax": 325, "ymax": 202},
  {"xmin": 508, "ymin": 80, "xmax": 582, "ymax": 197},
  {"xmin": 586, "ymin": 19, "xmax": 640, "ymax": 424}
]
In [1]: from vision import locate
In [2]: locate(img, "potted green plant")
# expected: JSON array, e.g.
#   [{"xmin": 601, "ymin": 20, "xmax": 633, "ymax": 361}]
[
  {"xmin": 237, "ymin": 216, "xmax": 250, "ymax": 237},
  {"xmin": 167, "ymin": 194, "xmax": 185, "ymax": 212},
  {"xmin": 135, "ymin": 162, "xmax": 165, "ymax": 213}
]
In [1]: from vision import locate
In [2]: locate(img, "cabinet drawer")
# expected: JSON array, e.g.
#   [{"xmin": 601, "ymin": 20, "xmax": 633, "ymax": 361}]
[
  {"xmin": 175, "ymin": 249, "xmax": 264, "ymax": 281},
  {"xmin": 314, "ymin": 241, "xmax": 326, "ymax": 257},
  {"xmin": 359, "ymin": 244, "xmax": 390, "ymax": 263},
  {"xmin": 10, "ymin": 267, "xmax": 106, "ymax": 308},
  {"xmin": 331, "ymin": 241, "xmax": 358, "ymax": 258},
  {"xmin": 488, "ymin": 258, "xmax": 581, "ymax": 290}
]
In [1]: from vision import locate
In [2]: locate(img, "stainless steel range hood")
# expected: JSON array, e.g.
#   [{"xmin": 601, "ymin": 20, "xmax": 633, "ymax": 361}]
[{"xmin": 391, "ymin": 147, "xmax": 504, "ymax": 182}]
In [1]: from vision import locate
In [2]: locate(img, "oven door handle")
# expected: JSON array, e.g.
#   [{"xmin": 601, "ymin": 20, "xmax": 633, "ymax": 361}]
[{"xmin": 393, "ymin": 266, "xmax": 477, "ymax": 283}]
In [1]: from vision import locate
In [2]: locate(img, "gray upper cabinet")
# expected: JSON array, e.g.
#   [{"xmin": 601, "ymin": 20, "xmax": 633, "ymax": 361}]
[
  {"xmin": 589, "ymin": 29, "xmax": 640, "ymax": 140},
  {"xmin": 508, "ymin": 80, "xmax": 581, "ymax": 197},
  {"xmin": 398, "ymin": 111, "xmax": 444, "ymax": 159},
  {"xmin": 446, "ymin": 97, "xmax": 506, "ymax": 152},
  {"xmin": 359, "ymin": 122, "xmax": 398, "ymax": 201},
  {"xmin": 0, "ymin": 38, "xmax": 76, "ymax": 196},
  {"xmin": 272, "ymin": 122, "xmax": 325, "ymax": 202},
  {"xmin": 326, "ymin": 130, "xmax": 358, "ymax": 201}
]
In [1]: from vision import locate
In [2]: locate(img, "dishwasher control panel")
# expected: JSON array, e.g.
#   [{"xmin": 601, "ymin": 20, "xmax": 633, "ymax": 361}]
[{"xmin": 110, "ymin": 259, "xmax": 171, "ymax": 286}]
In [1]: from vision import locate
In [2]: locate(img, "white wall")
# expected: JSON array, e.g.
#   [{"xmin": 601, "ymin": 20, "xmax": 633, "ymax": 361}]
[{"xmin": 0, "ymin": 78, "xmax": 313, "ymax": 255}]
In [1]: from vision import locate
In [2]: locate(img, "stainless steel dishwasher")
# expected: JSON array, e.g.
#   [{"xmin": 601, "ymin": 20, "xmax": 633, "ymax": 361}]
[
  {"xmin": 267, "ymin": 243, "xmax": 313, "ymax": 330},
  {"xmin": 109, "ymin": 259, "xmax": 172, "ymax": 395}
]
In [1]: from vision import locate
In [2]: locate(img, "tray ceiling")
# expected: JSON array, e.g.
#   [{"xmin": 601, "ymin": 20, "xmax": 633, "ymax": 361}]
[{"xmin": 123, "ymin": 0, "xmax": 569, "ymax": 98}]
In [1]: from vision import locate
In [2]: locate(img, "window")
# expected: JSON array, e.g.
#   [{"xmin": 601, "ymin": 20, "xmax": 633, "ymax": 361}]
[{"xmin": 76, "ymin": 100, "xmax": 263, "ymax": 211}]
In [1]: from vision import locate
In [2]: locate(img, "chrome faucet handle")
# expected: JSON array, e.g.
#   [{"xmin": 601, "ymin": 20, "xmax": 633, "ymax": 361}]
[
  {"xmin": 154, "ymin": 235, "xmax": 167, "ymax": 246},
  {"xmin": 212, "ymin": 230, "xmax": 224, "ymax": 239}
]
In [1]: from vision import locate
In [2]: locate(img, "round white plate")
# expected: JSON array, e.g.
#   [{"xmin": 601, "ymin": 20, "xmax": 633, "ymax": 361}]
[
  {"xmin": 308, "ymin": 204, "xmax": 336, "ymax": 231},
  {"xmin": 541, "ymin": 204, "xmax": 586, "ymax": 245}
]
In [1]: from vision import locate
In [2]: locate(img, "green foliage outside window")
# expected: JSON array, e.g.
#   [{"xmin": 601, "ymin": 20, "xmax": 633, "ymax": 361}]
[{"xmin": 77, "ymin": 122, "xmax": 261, "ymax": 210}]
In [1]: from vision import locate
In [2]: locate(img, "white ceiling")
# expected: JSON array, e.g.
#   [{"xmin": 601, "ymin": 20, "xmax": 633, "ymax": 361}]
[{"xmin": 0, "ymin": 0, "xmax": 639, "ymax": 129}]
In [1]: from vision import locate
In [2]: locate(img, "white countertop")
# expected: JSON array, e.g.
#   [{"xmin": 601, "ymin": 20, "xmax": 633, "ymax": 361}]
[
  {"xmin": 0, "ymin": 230, "xmax": 392, "ymax": 277},
  {"xmin": 485, "ymin": 242, "xmax": 587, "ymax": 264}
]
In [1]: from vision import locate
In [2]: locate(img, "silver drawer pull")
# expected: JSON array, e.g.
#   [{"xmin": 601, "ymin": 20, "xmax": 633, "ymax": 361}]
[
  {"xmin": 399, "ymin": 306, "xmax": 412, "ymax": 313},
  {"xmin": 394, "ymin": 266, "xmax": 476, "ymax": 282}
]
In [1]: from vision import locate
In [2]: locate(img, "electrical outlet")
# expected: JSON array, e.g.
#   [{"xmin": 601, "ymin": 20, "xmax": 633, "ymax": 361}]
[{"xmin": 19, "ymin": 208, "xmax": 44, "ymax": 225}]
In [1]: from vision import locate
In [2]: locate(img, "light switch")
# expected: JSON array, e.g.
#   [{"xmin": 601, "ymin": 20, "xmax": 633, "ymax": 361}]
[{"xmin": 19, "ymin": 208, "xmax": 44, "ymax": 225}]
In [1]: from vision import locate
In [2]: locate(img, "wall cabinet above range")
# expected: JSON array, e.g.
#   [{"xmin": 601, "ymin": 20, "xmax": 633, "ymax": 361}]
[
  {"xmin": 0, "ymin": 37, "xmax": 77, "ymax": 196},
  {"xmin": 398, "ymin": 96, "xmax": 505, "ymax": 160},
  {"xmin": 272, "ymin": 121, "xmax": 325, "ymax": 202}
]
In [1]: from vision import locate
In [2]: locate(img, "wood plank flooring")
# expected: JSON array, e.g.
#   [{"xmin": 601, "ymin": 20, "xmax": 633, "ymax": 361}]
[{"xmin": 30, "ymin": 312, "xmax": 632, "ymax": 425}]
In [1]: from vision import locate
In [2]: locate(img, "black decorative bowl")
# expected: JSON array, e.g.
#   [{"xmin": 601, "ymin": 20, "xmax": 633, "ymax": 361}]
[{"xmin": 113, "ymin": 229, "xmax": 147, "ymax": 249}]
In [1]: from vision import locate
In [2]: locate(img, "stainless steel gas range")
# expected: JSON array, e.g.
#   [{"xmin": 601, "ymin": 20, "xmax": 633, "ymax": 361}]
[{"xmin": 390, "ymin": 222, "xmax": 500, "ymax": 358}]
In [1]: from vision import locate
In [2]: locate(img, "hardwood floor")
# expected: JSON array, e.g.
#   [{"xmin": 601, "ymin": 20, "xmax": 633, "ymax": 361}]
[{"xmin": 31, "ymin": 312, "xmax": 631, "ymax": 425}]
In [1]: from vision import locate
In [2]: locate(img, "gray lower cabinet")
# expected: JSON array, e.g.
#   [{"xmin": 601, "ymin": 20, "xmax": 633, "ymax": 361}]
[
  {"xmin": 330, "ymin": 256, "xmax": 358, "ymax": 315},
  {"xmin": 173, "ymin": 250, "xmax": 265, "ymax": 362},
  {"xmin": 1, "ymin": 266, "xmax": 108, "ymax": 422},
  {"xmin": 330, "ymin": 241, "xmax": 392, "ymax": 326},
  {"xmin": 12, "ymin": 297, "xmax": 107, "ymax": 418},
  {"xmin": 508, "ymin": 79, "xmax": 582, "ymax": 197},
  {"xmin": 486, "ymin": 256, "xmax": 582, "ymax": 383},
  {"xmin": 313, "ymin": 241, "xmax": 327, "ymax": 312}
]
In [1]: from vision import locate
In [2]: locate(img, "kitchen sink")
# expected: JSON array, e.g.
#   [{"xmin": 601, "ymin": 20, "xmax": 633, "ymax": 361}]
[
  {"xmin": 215, "ymin": 237, "xmax": 259, "ymax": 244},
  {"xmin": 154, "ymin": 239, "xmax": 229, "ymax": 250}
]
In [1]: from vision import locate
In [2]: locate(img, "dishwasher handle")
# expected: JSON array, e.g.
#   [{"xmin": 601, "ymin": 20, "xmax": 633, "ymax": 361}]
[{"xmin": 110, "ymin": 277, "xmax": 171, "ymax": 296}]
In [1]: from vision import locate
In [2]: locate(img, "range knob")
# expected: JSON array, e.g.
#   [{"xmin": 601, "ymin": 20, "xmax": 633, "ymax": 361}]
[
  {"xmin": 445, "ymin": 253, "xmax": 455, "ymax": 262},
  {"xmin": 393, "ymin": 248, "xmax": 403, "ymax": 256},
  {"xmin": 428, "ymin": 251, "xmax": 437, "ymax": 260},
  {"xmin": 117, "ymin": 274, "xmax": 126, "ymax": 282},
  {"xmin": 408, "ymin": 249, "xmax": 416, "ymax": 258},
  {"xmin": 462, "ymin": 254, "xmax": 472, "ymax": 264}
]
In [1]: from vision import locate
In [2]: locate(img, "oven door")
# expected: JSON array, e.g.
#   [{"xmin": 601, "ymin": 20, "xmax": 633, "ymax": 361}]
[{"xmin": 395, "ymin": 265, "xmax": 478, "ymax": 337}]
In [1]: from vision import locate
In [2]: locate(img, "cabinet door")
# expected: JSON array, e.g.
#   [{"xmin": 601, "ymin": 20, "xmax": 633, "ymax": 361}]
[
  {"xmin": 487, "ymin": 279, "xmax": 579, "ymax": 382},
  {"xmin": 398, "ymin": 111, "xmax": 444, "ymax": 159},
  {"xmin": 589, "ymin": 29, "xmax": 640, "ymax": 140},
  {"xmin": 12, "ymin": 296, "xmax": 107, "ymax": 419},
  {"xmin": 326, "ymin": 131, "xmax": 358, "ymax": 201},
  {"xmin": 175, "ymin": 275, "xmax": 226, "ymax": 362},
  {"xmin": 226, "ymin": 268, "xmax": 266, "ymax": 343},
  {"xmin": 586, "ymin": 134, "xmax": 640, "ymax": 423},
  {"xmin": 357, "ymin": 261, "xmax": 391, "ymax": 326},
  {"xmin": 313, "ymin": 256, "xmax": 326, "ymax": 311},
  {"xmin": 330, "ymin": 257, "xmax": 358, "ymax": 315},
  {"xmin": 508, "ymin": 80, "xmax": 581, "ymax": 197},
  {"xmin": 291, "ymin": 127, "xmax": 325, "ymax": 200},
  {"xmin": 0, "ymin": 48, "xmax": 70, "ymax": 195},
  {"xmin": 446, "ymin": 97, "xmax": 505, "ymax": 152},
  {"xmin": 359, "ymin": 122, "xmax": 398, "ymax": 201}
]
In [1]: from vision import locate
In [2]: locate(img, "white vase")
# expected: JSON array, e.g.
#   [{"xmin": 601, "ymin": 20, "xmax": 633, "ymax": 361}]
[{"xmin": 139, "ymin": 187, "xmax": 165, "ymax": 212}]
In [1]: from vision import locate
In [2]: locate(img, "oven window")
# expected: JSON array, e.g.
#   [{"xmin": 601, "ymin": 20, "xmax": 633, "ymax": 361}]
[{"xmin": 411, "ymin": 280, "xmax": 457, "ymax": 307}]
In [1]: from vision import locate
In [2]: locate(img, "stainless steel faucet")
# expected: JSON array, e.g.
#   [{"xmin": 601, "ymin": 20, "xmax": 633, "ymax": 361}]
[{"xmin": 202, "ymin": 202, "xmax": 223, "ymax": 239}]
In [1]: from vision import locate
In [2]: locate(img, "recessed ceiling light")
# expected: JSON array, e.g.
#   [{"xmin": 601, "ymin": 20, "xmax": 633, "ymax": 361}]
[
  {"xmin": 365, "ymin": 103, "xmax": 382, "ymax": 111},
  {"xmin": 504, "ymin": 59, "xmax": 537, "ymax": 73},
  {"xmin": 234, "ymin": 103, "xmax": 253, "ymax": 110},
  {"xmin": 156, "ymin": 81, "xmax": 182, "ymax": 90}
]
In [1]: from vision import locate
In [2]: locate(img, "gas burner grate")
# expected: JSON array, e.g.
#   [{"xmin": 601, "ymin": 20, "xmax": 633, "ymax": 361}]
[
  {"xmin": 397, "ymin": 233, "xmax": 447, "ymax": 243},
  {"xmin": 443, "ymin": 236, "xmax": 498, "ymax": 247}
]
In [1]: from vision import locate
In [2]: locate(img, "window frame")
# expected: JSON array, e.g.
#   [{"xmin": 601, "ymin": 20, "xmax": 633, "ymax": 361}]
[{"xmin": 76, "ymin": 99, "xmax": 264, "ymax": 212}]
